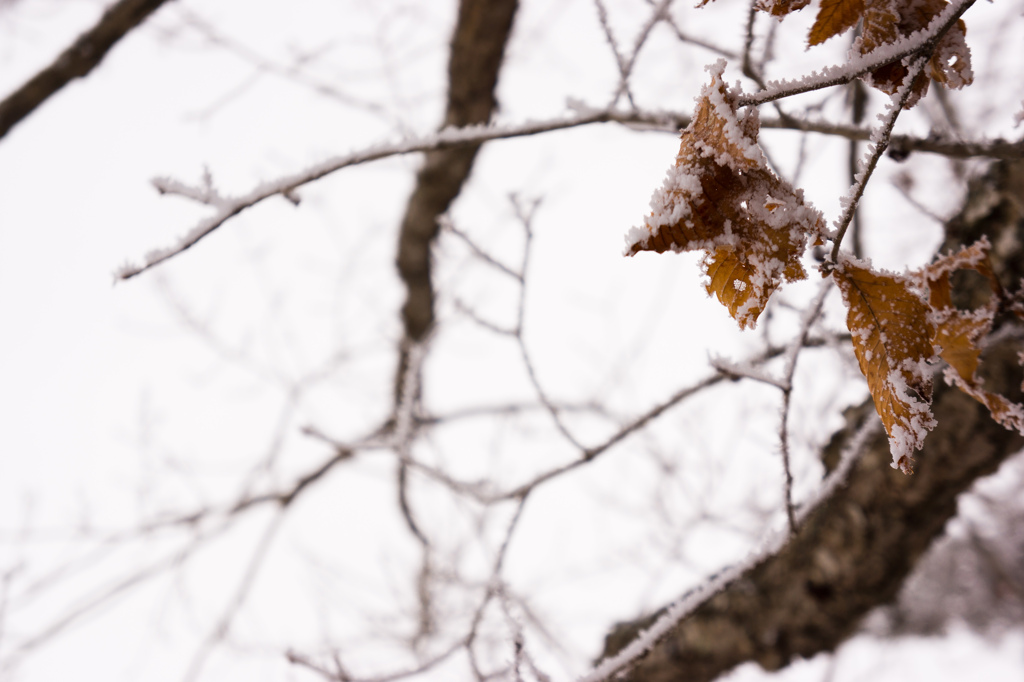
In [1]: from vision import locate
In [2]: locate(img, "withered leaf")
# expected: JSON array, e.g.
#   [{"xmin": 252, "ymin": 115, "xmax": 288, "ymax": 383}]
[
  {"xmin": 859, "ymin": 0, "xmax": 900, "ymax": 53},
  {"xmin": 858, "ymin": 0, "xmax": 973, "ymax": 108},
  {"xmin": 928, "ymin": 18, "xmax": 972, "ymax": 89},
  {"xmin": 809, "ymin": 0, "xmax": 865, "ymax": 46},
  {"xmin": 833, "ymin": 256, "xmax": 936, "ymax": 473},
  {"xmin": 920, "ymin": 240, "xmax": 1024, "ymax": 434},
  {"xmin": 624, "ymin": 62, "xmax": 823, "ymax": 329}
]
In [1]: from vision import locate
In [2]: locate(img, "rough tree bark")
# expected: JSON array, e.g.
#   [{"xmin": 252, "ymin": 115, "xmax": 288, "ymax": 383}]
[
  {"xmin": 0, "ymin": 0, "xmax": 172, "ymax": 141},
  {"xmin": 599, "ymin": 159, "xmax": 1024, "ymax": 681}
]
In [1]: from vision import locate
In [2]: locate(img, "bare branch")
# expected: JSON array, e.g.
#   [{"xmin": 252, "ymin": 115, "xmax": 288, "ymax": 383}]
[
  {"xmin": 614, "ymin": 0, "xmax": 676, "ymax": 105},
  {"xmin": 648, "ymin": 0, "xmax": 736, "ymax": 59},
  {"xmin": 592, "ymin": 0, "xmax": 636, "ymax": 106},
  {"xmin": 177, "ymin": 8, "xmax": 395, "ymax": 122},
  {"xmin": 778, "ymin": 282, "xmax": 833, "ymax": 534},
  {"xmin": 441, "ymin": 215, "xmax": 524, "ymax": 282},
  {"xmin": 287, "ymin": 637, "xmax": 468, "ymax": 682},
  {"xmin": 0, "ymin": 0, "xmax": 172, "ymax": 141},
  {"xmin": 0, "ymin": 521, "xmax": 232, "ymax": 674},
  {"xmin": 182, "ymin": 512, "xmax": 285, "ymax": 682}
]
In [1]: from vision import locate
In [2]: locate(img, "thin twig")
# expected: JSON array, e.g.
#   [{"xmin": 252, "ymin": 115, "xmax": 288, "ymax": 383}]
[
  {"xmin": 287, "ymin": 637, "xmax": 468, "ymax": 682},
  {"xmin": 178, "ymin": 8, "xmax": 397, "ymax": 123},
  {"xmin": 182, "ymin": 511, "xmax": 285, "ymax": 682},
  {"xmin": 646, "ymin": 0, "xmax": 735, "ymax": 59},
  {"xmin": 465, "ymin": 495, "xmax": 531, "ymax": 679},
  {"xmin": 741, "ymin": 0, "xmax": 765, "ymax": 89},
  {"xmin": 609, "ymin": 0, "xmax": 677, "ymax": 106},
  {"xmin": 777, "ymin": 282, "xmax": 833, "ymax": 534},
  {"xmin": 0, "ymin": 520, "xmax": 234, "ymax": 673},
  {"xmin": 506, "ymin": 196, "xmax": 586, "ymax": 450},
  {"xmin": 442, "ymin": 216, "xmax": 524, "ymax": 282},
  {"xmin": 592, "ymin": 0, "xmax": 636, "ymax": 107},
  {"xmin": 829, "ymin": 54, "xmax": 931, "ymax": 263}
]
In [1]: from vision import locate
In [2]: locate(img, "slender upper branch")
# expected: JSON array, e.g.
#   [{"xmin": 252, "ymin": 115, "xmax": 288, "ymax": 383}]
[
  {"xmin": 117, "ymin": 109, "xmax": 1022, "ymax": 281},
  {"xmin": 736, "ymin": 0, "xmax": 977, "ymax": 109}
]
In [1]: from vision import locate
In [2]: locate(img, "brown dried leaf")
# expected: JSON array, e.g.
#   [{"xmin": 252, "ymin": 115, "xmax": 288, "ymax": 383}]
[
  {"xmin": 931, "ymin": 308, "xmax": 986, "ymax": 381},
  {"xmin": 921, "ymin": 240, "xmax": 994, "ymax": 379},
  {"xmin": 920, "ymin": 240, "xmax": 1024, "ymax": 434},
  {"xmin": 858, "ymin": 0, "xmax": 973, "ymax": 108},
  {"xmin": 833, "ymin": 257, "xmax": 936, "ymax": 473},
  {"xmin": 624, "ymin": 63, "xmax": 823, "ymax": 329},
  {"xmin": 929, "ymin": 19, "xmax": 972, "ymax": 89},
  {"xmin": 859, "ymin": 0, "xmax": 900, "ymax": 53},
  {"xmin": 809, "ymin": 0, "xmax": 865, "ymax": 46},
  {"xmin": 757, "ymin": 0, "xmax": 814, "ymax": 17}
]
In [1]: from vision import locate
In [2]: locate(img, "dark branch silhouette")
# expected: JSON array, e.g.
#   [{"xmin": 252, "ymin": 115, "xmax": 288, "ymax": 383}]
[{"xmin": 0, "ymin": 0, "xmax": 173, "ymax": 141}]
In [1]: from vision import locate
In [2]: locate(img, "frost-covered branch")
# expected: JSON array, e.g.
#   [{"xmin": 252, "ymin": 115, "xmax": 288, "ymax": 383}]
[
  {"xmin": 709, "ymin": 356, "xmax": 786, "ymax": 389},
  {"xmin": 118, "ymin": 110, "xmax": 1021, "ymax": 281},
  {"xmin": 736, "ymin": 0, "xmax": 977, "ymax": 109},
  {"xmin": 583, "ymin": 416, "xmax": 879, "ymax": 682},
  {"xmin": 119, "ymin": 113, "xmax": 604, "ymax": 280}
]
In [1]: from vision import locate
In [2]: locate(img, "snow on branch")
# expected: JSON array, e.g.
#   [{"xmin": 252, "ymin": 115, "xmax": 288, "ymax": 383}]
[
  {"xmin": 117, "ymin": 48, "xmax": 1019, "ymax": 282},
  {"xmin": 737, "ymin": 0, "xmax": 977, "ymax": 108},
  {"xmin": 116, "ymin": 113, "xmax": 615, "ymax": 280},
  {"xmin": 579, "ymin": 415, "xmax": 881, "ymax": 682}
]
